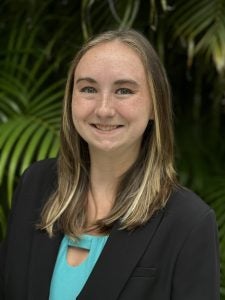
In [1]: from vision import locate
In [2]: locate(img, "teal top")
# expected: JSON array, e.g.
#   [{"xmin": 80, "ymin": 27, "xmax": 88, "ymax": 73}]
[{"xmin": 49, "ymin": 234, "xmax": 108, "ymax": 300}]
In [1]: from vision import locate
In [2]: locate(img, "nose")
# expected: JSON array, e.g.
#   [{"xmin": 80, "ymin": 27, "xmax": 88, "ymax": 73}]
[{"xmin": 95, "ymin": 93, "xmax": 116, "ymax": 118}]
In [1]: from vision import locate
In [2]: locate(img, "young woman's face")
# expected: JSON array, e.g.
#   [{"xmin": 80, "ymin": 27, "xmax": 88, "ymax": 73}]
[{"xmin": 72, "ymin": 41, "xmax": 153, "ymax": 157}]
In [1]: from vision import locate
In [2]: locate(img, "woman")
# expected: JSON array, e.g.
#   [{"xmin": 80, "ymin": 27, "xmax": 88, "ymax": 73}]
[{"xmin": 0, "ymin": 29, "xmax": 220, "ymax": 299}]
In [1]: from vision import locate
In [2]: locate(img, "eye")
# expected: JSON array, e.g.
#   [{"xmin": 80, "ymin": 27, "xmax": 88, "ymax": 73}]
[
  {"xmin": 80, "ymin": 86, "xmax": 97, "ymax": 93},
  {"xmin": 116, "ymin": 88, "xmax": 134, "ymax": 95}
]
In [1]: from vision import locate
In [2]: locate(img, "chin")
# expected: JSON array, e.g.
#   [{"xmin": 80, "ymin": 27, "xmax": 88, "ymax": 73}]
[{"xmin": 89, "ymin": 143, "xmax": 121, "ymax": 154}]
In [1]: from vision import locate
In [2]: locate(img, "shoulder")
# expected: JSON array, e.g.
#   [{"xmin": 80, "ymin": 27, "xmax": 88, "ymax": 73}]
[
  {"xmin": 11, "ymin": 158, "xmax": 58, "ymax": 210},
  {"xmin": 166, "ymin": 186, "xmax": 211, "ymax": 215},
  {"xmin": 162, "ymin": 186, "xmax": 216, "ymax": 232},
  {"xmin": 23, "ymin": 158, "xmax": 57, "ymax": 177},
  {"xmin": 21, "ymin": 158, "xmax": 58, "ymax": 185}
]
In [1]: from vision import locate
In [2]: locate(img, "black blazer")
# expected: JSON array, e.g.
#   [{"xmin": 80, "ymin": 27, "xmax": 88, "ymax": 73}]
[{"xmin": 0, "ymin": 159, "xmax": 220, "ymax": 300}]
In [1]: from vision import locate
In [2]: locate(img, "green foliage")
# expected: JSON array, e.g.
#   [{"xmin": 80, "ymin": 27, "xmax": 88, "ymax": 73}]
[
  {"xmin": 0, "ymin": 15, "xmax": 64, "ymax": 204},
  {"xmin": 170, "ymin": 0, "xmax": 225, "ymax": 73},
  {"xmin": 81, "ymin": 0, "xmax": 141, "ymax": 39}
]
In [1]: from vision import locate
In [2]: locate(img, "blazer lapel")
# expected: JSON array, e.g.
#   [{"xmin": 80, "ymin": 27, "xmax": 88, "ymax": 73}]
[{"xmin": 78, "ymin": 210, "xmax": 164, "ymax": 300}]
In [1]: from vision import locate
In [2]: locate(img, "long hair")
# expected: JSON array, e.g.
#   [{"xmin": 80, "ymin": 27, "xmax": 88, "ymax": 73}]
[{"xmin": 39, "ymin": 29, "xmax": 177, "ymax": 237}]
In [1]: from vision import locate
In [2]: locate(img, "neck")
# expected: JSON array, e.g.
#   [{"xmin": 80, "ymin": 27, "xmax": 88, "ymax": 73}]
[
  {"xmin": 86, "ymin": 146, "xmax": 139, "ymax": 224},
  {"xmin": 89, "ymin": 146, "xmax": 139, "ymax": 184}
]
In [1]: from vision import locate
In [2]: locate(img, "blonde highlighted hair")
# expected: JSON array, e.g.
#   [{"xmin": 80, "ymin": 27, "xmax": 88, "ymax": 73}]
[{"xmin": 39, "ymin": 29, "xmax": 177, "ymax": 237}]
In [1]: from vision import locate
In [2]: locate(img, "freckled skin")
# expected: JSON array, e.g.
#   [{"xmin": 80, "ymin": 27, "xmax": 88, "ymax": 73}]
[{"xmin": 72, "ymin": 41, "xmax": 153, "ymax": 159}]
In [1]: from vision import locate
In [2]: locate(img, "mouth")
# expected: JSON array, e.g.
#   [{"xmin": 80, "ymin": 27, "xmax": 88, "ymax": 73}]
[{"xmin": 90, "ymin": 124, "xmax": 124, "ymax": 131}]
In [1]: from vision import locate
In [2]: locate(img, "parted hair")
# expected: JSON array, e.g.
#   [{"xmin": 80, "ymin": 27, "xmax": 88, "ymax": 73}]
[{"xmin": 39, "ymin": 29, "xmax": 177, "ymax": 237}]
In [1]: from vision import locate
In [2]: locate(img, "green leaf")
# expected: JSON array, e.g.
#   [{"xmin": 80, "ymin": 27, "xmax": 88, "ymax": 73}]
[
  {"xmin": 7, "ymin": 122, "xmax": 41, "ymax": 203},
  {"xmin": 0, "ymin": 118, "xmax": 30, "ymax": 184}
]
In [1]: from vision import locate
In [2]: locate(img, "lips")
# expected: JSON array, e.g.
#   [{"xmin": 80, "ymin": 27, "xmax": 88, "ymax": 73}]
[{"xmin": 91, "ymin": 124, "xmax": 123, "ymax": 131}]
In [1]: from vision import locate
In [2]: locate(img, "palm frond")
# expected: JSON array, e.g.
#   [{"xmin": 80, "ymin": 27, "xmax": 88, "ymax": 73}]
[
  {"xmin": 0, "ymin": 12, "xmax": 66, "ymax": 207},
  {"xmin": 170, "ymin": 0, "xmax": 225, "ymax": 73}
]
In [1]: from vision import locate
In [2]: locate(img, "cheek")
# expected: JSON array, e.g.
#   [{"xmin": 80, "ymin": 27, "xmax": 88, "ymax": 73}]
[
  {"xmin": 71, "ymin": 104, "xmax": 86, "ymax": 137},
  {"xmin": 121, "ymin": 98, "xmax": 152, "ymax": 122},
  {"xmin": 71, "ymin": 97, "xmax": 92, "ymax": 121}
]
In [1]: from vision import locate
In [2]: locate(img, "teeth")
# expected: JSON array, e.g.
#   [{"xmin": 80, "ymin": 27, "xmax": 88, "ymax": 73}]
[{"xmin": 94, "ymin": 124, "xmax": 120, "ymax": 131}]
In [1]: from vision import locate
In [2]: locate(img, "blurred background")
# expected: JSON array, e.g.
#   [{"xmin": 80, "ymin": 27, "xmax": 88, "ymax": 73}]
[{"xmin": 0, "ymin": 0, "xmax": 224, "ymax": 297}]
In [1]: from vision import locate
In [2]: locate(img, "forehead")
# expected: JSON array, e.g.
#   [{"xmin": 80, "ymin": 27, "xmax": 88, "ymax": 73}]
[{"xmin": 74, "ymin": 41, "xmax": 146, "ymax": 79}]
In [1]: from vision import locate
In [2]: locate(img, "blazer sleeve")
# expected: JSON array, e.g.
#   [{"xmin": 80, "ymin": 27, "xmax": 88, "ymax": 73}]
[
  {"xmin": 0, "ymin": 172, "xmax": 25, "ymax": 299},
  {"xmin": 172, "ymin": 209, "xmax": 220, "ymax": 300},
  {"xmin": 0, "ymin": 159, "xmax": 57, "ymax": 300}
]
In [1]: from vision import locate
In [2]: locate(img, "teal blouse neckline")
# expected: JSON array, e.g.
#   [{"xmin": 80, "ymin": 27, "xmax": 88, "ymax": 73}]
[{"xmin": 49, "ymin": 233, "xmax": 109, "ymax": 299}]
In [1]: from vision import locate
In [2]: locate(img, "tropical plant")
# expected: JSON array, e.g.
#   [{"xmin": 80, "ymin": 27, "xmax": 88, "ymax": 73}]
[
  {"xmin": 167, "ymin": 1, "xmax": 225, "ymax": 296},
  {"xmin": 0, "ymin": 10, "xmax": 65, "ymax": 237}
]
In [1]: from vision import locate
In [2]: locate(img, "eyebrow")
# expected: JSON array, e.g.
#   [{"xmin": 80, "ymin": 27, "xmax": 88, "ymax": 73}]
[
  {"xmin": 75, "ymin": 77, "xmax": 139, "ymax": 87},
  {"xmin": 114, "ymin": 79, "xmax": 139, "ymax": 87},
  {"xmin": 75, "ymin": 77, "xmax": 97, "ymax": 84}
]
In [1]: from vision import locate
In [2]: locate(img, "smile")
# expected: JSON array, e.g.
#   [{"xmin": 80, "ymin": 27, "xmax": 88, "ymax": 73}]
[{"xmin": 90, "ymin": 124, "xmax": 123, "ymax": 131}]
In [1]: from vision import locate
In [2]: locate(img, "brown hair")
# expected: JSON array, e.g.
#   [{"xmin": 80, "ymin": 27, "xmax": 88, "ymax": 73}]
[{"xmin": 39, "ymin": 29, "xmax": 177, "ymax": 237}]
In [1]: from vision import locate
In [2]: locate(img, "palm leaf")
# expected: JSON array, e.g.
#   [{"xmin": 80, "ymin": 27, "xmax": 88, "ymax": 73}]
[
  {"xmin": 0, "ymin": 13, "xmax": 66, "ymax": 207},
  {"xmin": 170, "ymin": 0, "xmax": 225, "ymax": 72},
  {"xmin": 81, "ymin": 0, "xmax": 140, "ymax": 40}
]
